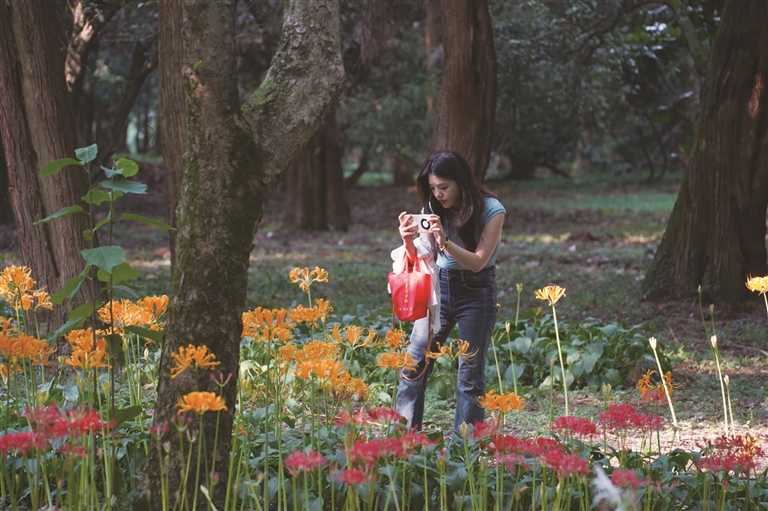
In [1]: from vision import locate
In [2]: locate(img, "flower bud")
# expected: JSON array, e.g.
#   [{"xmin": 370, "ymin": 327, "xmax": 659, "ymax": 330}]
[
  {"xmin": 648, "ymin": 337, "xmax": 657, "ymax": 350},
  {"xmin": 724, "ymin": 375, "xmax": 730, "ymax": 385},
  {"xmin": 505, "ymin": 321, "xmax": 511, "ymax": 333},
  {"xmin": 710, "ymin": 304, "xmax": 714, "ymax": 312},
  {"xmin": 516, "ymin": 283, "xmax": 523, "ymax": 293},
  {"xmin": 710, "ymin": 335, "xmax": 717, "ymax": 348}
]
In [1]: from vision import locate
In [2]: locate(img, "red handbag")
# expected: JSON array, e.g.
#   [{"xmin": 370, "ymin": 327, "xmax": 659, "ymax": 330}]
[{"xmin": 388, "ymin": 262, "xmax": 431, "ymax": 322}]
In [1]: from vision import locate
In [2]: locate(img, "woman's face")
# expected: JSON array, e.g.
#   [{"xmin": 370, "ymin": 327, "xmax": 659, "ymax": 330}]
[{"xmin": 429, "ymin": 174, "xmax": 461, "ymax": 210}]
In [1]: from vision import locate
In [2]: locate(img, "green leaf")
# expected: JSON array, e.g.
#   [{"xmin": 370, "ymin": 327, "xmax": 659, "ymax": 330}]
[
  {"xmin": 114, "ymin": 158, "xmax": 139, "ymax": 177},
  {"xmin": 47, "ymin": 314, "xmax": 88, "ymax": 341},
  {"xmin": 41, "ymin": 158, "xmax": 83, "ymax": 178},
  {"xmin": 512, "ymin": 336, "xmax": 532, "ymax": 353},
  {"xmin": 61, "ymin": 381, "xmax": 80, "ymax": 402},
  {"xmin": 112, "ymin": 405, "xmax": 143, "ymax": 426},
  {"xmin": 83, "ymin": 189, "xmax": 112, "ymax": 205},
  {"xmin": 104, "ymin": 334, "xmax": 124, "ymax": 358},
  {"xmin": 101, "ymin": 179, "xmax": 147, "ymax": 194},
  {"xmin": 81, "ymin": 246, "xmax": 125, "ymax": 273},
  {"xmin": 51, "ymin": 275, "xmax": 86, "ymax": 305},
  {"xmin": 69, "ymin": 300, "xmax": 98, "ymax": 321},
  {"xmin": 124, "ymin": 325, "xmax": 164, "ymax": 344},
  {"xmin": 581, "ymin": 352, "xmax": 600, "ymax": 373},
  {"xmin": 34, "ymin": 205, "xmax": 84, "ymax": 225},
  {"xmin": 83, "ymin": 229, "xmax": 93, "ymax": 242},
  {"xmin": 119, "ymin": 213, "xmax": 173, "ymax": 230},
  {"xmin": 75, "ymin": 144, "xmax": 98, "ymax": 164},
  {"xmin": 97, "ymin": 262, "xmax": 140, "ymax": 285}
]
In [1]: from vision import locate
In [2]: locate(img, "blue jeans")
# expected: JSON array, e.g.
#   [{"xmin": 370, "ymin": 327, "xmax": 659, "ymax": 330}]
[{"xmin": 396, "ymin": 266, "xmax": 497, "ymax": 432}]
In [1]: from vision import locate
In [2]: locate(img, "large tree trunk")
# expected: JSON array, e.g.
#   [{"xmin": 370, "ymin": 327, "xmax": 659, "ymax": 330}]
[
  {"xmin": 0, "ymin": 145, "xmax": 13, "ymax": 226},
  {"xmin": 643, "ymin": 0, "xmax": 768, "ymax": 303},
  {"xmin": 429, "ymin": 0, "xmax": 496, "ymax": 182},
  {"xmin": 0, "ymin": 0, "xmax": 94, "ymax": 332},
  {"xmin": 283, "ymin": 106, "xmax": 349, "ymax": 231},
  {"xmin": 158, "ymin": 0, "xmax": 185, "ymax": 267},
  {"xmin": 138, "ymin": 0, "xmax": 344, "ymax": 508}
]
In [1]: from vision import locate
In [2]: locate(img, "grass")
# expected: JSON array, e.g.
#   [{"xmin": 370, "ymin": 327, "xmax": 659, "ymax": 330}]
[{"xmin": 2, "ymin": 170, "xmax": 767, "ymax": 465}]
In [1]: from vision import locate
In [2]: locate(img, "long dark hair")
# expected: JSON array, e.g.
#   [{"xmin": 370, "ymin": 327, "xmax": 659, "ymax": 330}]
[{"xmin": 417, "ymin": 150, "xmax": 497, "ymax": 252}]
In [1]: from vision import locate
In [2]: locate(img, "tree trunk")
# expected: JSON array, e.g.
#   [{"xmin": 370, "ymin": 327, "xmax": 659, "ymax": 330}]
[
  {"xmin": 429, "ymin": 0, "xmax": 497, "ymax": 182},
  {"xmin": 137, "ymin": 0, "xmax": 344, "ymax": 508},
  {"xmin": 0, "ymin": 145, "xmax": 14, "ymax": 226},
  {"xmin": 643, "ymin": 0, "xmax": 768, "ymax": 303},
  {"xmin": 158, "ymin": 0, "xmax": 185, "ymax": 267},
  {"xmin": 283, "ymin": 106, "xmax": 349, "ymax": 231},
  {"xmin": 0, "ymin": 0, "xmax": 94, "ymax": 333}
]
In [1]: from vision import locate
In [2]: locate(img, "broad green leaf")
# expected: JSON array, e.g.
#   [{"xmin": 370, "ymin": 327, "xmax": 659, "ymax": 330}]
[
  {"xmin": 34, "ymin": 205, "xmax": 84, "ymax": 225},
  {"xmin": 46, "ymin": 314, "xmax": 88, "ymax": 341},
  {"xmin": 581, "ymin": 352, "xmax": 600, "ymax": 373},
  {"xmin": 566, "ymin": 351, "xmax": 581, "ymax": 365},
  {"xmin": 119, "ymin": 213, "xmax": 173, "ymax": 230},
  {"xmin": 75, "ymin": 144, "xmax": 98, "ymax": 163},
  {"xmin": 51, "ymin": 275, "xmax": 86, "ymax": 305},
  {"xmin": 81, "ymin": 246, "xmax": 125, "ymax": 273},
  {"xmin": 69, "ymin": 300, "xmax": 98, "ymax": 321},
  {"xmin": 83, "ymin": 189, "xmax": 112, "ymax": 205},
  {"xmin": 101, "ymin": 179, "xmax": 147, "ymax": 194},
  {"xmin": 124, "ymin": 325, "xmax": 164, "ymax": 345},
  {"xmin": 512, "ymin": 336, "xmax": 532, "ymax": 353},
  {"xmin": 104, "ymin": 334, "xmax": 124, "ymax": 358},
  {"xmin": 114, "ymin": 158, "xmax": 139, "ymax": 177},
  {"xmin": 112, "ymin": 405, "xmax": 143, "ymax": 425},
  {"xmin": 97, "ymin": 262, "xmax": 140, "ymax": 284},
  {"xmin": 41, "ymin": 158, "xmax": 83, "ymax": 178},
  {"xmin": 61, "ymin": 381, "xmax": 80, "ymax": 402},
  {"xmin": 83, "ymin": 229, "xmax": 93, "ymax": 242}
]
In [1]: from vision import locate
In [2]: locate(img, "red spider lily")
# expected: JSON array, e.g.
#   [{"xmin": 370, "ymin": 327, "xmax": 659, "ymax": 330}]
[
  {"xmin": 367, "ymin": 407, "xmax": 404, "ymax": 424},
  {"xmin": 399, "ymin": 431, "xmax": 437, "ymax": 452},
  {"xmin": 348, "ymin": 437, "xmax": 405, "ymax": 470},
  {"xmin": 467, "ymin": 420, "xmax": 498, "ymax": 440},
  {"xmin": 552, "ymin": 416, "xmax": 598, "ymax": 438},
  {"xmin": 610, "ymin": 469, "xmax": 645, "ymax": 489},
  {"xmin": 334, "ymin": 468, "xmax": 373, "ymax": 486},
  {"xmin": 490, "ymin": 433, "xmax": 529, "ymax": 455},
  {"xmin": 500, "ymin": 453, "xmax": 531, "ymax": 474},
  {"xmin": 0, "ymin": 431, "xmax": 48, "ymax": 457},
  {"xmin": 599, "ymin": 403, "xmax": 639, "ymax": 432},
  {"xmin": 54, "ymin": 407, "xmax": 107, "ymax": 439},
  {"xmin": 633, "ymin": 412, "xmax": 663, "ymax": 433},
  {"xmin": 531, "ymin": 437, "xmax": 560, "ymax": 457},
  {"xmin": 285, "ymin": 450, "xmax": 326, "ymax": 476},
  {"xmin": 24, "ymin": 405, "xmax": 62, "ymax": 438},
  {"xmin": 149, "ymin": 422, "xmax": 170, "ymax": 438},
  {"xmin": 540, "ymin": 449, "xmax": 590, "ymax": 478}
]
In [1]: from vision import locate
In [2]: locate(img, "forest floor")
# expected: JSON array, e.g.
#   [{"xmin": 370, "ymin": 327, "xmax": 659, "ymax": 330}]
[{"xmin": 1, "ymin": 168, "xmax": 767, "ymax": 469}]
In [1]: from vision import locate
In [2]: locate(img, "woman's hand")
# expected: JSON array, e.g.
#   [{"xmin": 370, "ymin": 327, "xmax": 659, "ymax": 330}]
[
  {"xmin": 398, "ymin": 212, "xmax": 418, "ymax": 243},
  {"xmin": 427, "ymin": 214, "xmax": 445, "ymax": 247}
]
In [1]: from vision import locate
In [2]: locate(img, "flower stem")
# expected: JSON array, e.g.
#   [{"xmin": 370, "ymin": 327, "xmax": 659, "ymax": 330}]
[{"xmin": 551, "ymin": 306, "xmax": 568, "ymax": 416}]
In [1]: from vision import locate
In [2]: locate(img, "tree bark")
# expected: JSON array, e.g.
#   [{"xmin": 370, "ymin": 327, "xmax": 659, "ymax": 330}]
[
  {"xmin": 0, "ymin": 145, "xmax": 13, "ymax": 226},
  {"xmin": 138, "ymin": 0, "xmax": 344, "ymax": 508},
  {"xmin": 0, "ymin": 0, "xmax": 94, "ymax": 333},
  {"xmin": 158, "ymin": 0, "xmax": 185, "ymax": 267},
  {"xmin": 429, "ymin": 0, "xmax": 497, "ymax": 182},
  {"xmin": 643, "ymin": 0, "xmax": 768, "ymax": 303}
]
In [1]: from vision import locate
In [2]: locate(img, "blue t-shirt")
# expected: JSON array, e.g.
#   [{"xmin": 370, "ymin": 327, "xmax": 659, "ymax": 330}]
[{"xmin": 436, "ymin": 197, "xmax": 506, "ymax": 270}]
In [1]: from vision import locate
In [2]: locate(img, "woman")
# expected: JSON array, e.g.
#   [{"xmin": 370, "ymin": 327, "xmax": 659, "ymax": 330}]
[{"xmin": 396, "ymin": 149, "xmax": 506, "ymax": 432}]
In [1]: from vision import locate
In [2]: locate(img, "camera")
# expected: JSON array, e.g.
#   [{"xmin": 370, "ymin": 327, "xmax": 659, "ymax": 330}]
[{"xmin": 411, "ymin": 214, "xmax": 432, "ymax": 233}]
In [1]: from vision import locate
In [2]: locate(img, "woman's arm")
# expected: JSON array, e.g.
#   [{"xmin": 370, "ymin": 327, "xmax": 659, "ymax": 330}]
[
  {"xmin": 398, "ymin": 211, "xmax": 420, "ymax": 262},
  {"xmin": 432, "ymin": 213, "xmax": 505, "ymax": 273}
]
